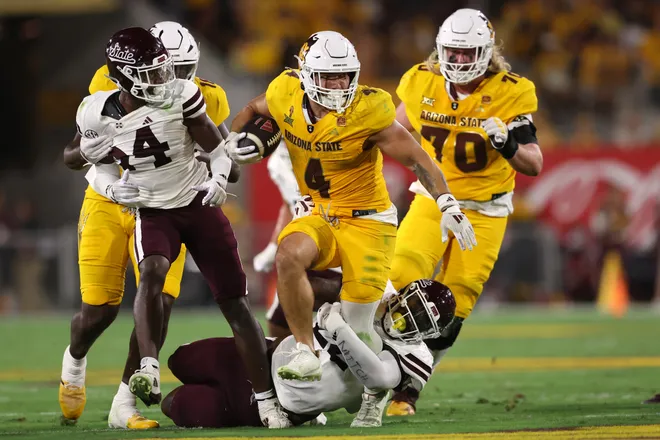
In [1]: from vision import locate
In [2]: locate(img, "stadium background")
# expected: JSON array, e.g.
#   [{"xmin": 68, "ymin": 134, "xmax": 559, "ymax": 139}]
[{"xmin": 0, "ymin": 0, "xmax": 658, "ymax": 314}]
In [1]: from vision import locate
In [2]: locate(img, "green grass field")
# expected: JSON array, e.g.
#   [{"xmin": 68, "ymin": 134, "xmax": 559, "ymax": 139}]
[{"xmin": 1, "ymin": 306, "xmax": 660, "ymax": 439}]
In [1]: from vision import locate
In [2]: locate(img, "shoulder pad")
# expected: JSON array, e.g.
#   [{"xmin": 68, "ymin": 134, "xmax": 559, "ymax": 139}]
[
  {"xmin": 76, "ymin": 91, "xmax": 115, "ymax": 138},
  {"xmin": 178, "ymin": 80, "xmax": 206, "ymax": 119},
  {"xmin": 397, "ymin": 62, "xmax": 439, "ymax": 105}
]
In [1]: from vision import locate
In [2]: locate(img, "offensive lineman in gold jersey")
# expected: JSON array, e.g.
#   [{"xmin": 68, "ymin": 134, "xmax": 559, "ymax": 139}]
[
  {"xmin": 58, "ymin": 22, "xmax": 235, "ymax": 429},
  {"xmin": 228, "ymin": 31, "xmax": 476, "ymax": 389},
  {"xmin": 387, "ymin": 9, "xmax": 544, "ymax": 416}
]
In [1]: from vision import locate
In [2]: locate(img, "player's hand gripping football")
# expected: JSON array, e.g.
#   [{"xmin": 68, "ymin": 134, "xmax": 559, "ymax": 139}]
[
  {"xmin": 481, "ymin": 117, "xmax": 518, "ymax": 159},
  {"xmin": 106, "ymin": 170, "xmax": 140, "ymax": 207},
  {"xmin": 191, "ymin": 179, "xmax": 228, "ymax": 207},
  {"xmin": 80, "ymin": 134, "xmax": 113, "ymax": 164},
  {"xmin": 316, "ymin": 302, "xmax": 348, "ymax": 337},
  {"xmin": 224, "ymin": 131, "xmax": 260, "ymax": 165},
  {"xmin": 436, "ymin": 194, "xmax": 477, "ymax": 251}
]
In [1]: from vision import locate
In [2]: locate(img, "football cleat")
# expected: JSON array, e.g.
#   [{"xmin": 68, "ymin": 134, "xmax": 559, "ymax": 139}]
[
  {"xmin": 257, "ymin": 397, "xmax": 292, "ymax": 429},
  {"xmin": 128, "ymin": 364, "xmax": 161, "ymax": 406},
  {"xmin": 108, "ymin": 400, "xmax": 159, "ymax": 429},
  {"xmin": 277, "ymin": 342, "xmax": 322, "ymax": 381},
  {"xmin": 350, "ymin": 390, "xmax": 390, "ymax": 428},
  {"xmin": 59, "ymin": 381, "xmax": 86, "ymax": 425},
  {"xmin": 386, "ymin": 400, "xmax": 416, "ymax": 416}
]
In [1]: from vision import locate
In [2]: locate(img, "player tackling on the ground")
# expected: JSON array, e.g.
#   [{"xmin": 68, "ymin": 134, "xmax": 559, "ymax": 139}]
[{"xmin": 160, "ymin": 279, "xmax": 456, "ymax": 428}]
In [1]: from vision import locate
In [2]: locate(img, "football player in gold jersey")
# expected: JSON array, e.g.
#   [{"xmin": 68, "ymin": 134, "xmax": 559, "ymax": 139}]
[
  {"xmin": 228, "ymin": 31, "xmax": 476, "ymax": 384},
  {"xmin": 387, "ymin": 9, "xmax": 544, "ymax": 416},
  {"xmin": 59, "ymin": 22, "xmax": 236, "ymax": 429}
]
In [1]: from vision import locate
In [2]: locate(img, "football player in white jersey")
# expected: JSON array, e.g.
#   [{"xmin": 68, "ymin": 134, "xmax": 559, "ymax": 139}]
[
  {"xmin": 160, "ymin": 279, "xmax": 456, "ymax": 428},
  {"xmin": 75, "ymin": 27, "xmax": 289, "ymax": 428}
]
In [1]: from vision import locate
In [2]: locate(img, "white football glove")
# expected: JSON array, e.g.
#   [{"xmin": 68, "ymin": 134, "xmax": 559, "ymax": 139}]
[
  {"xmin": 80, "ymin": 134, "xmax": 113, "ymax": 164},
  {"xmin": 253, "ymin": 242, "xmax": 278, "ymax": 273},
  {"xmin": 224, "ymin": 131, "xmax": 261, "ymax": 165},
  {"xmin": 436, "ymin": 194, "xmax": 477, "ymax": 251},
  {"xmin": 481, "ymin": 117, "xmax": 508, "ymax": 149},
  {"xmin": 481, "ymin": 117, "xmax": 519, "ymax": 159},
  {"xmin": 293, "ymin": 195, "xmax": 315, "ymax": 219},
  {"xmin": 191, "ymin": 179, "xmax": 227, "ymax": 207},
  {"xmin": 105, "ymin": 170, "xmax": 140, "ymax": 206},
  {"xmin": 316, "ymin": 302, "xmax": 348, "ymax": 336}
]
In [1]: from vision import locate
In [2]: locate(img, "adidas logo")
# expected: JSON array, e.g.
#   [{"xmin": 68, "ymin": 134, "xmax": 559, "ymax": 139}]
[{"xmin": 143, "ymin": 116, "xmax": 153, "ymax": 125}]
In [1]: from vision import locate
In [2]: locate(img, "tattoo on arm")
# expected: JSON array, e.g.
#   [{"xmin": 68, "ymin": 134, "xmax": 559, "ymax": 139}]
[{"xmin": 411, "ymin": 163, "xmax": 445, "ymax": 199}]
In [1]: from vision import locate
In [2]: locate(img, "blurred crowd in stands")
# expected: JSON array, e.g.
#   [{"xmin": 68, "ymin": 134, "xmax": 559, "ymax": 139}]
[{"xmin": 164, "ymin": 0, "xmax": 660, "ymax": 148}]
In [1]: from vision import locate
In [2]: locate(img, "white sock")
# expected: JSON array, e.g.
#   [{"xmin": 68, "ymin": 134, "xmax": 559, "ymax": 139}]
[
  {"xmin": 113, "ymin": 382, "xmax": 136, "ymax": 406},
  {"xmin": 341, "ymin": 299, "xmax": 382, "ymax": 353},
  {"xmin": 254, "ymin": 389, "xmax": 276, "ymax": 402},
  {"xmin": 140, "ymin": 357, "xmax": 159, "ymax": 372},
  {"xmin": 432, "ymin": 348, "xmax": 449, "ymax": 369},
  {"xmin": 61, "ymin": 346, "xmax": 86, "ymax": 386}
]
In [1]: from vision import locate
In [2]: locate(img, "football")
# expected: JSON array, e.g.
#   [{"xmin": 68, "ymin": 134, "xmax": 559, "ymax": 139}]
[{"xmin": 237, "ymin": 114, "xmax": 282, "ymax": 159}]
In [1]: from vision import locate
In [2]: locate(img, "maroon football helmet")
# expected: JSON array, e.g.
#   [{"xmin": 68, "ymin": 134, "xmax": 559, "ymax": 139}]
[
  {"xmin": 105, "ymin": 27, "xmax": 176, "ymax": 106},
  {"xmin": 382, "ymin": 279, "xmax": 456, "ymax": 342}
]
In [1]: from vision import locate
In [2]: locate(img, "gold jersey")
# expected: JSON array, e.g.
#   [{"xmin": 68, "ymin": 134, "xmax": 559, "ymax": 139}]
[
  {"xmin": 397, "ymin": 64, "xmax": 538, "ymax": 201},
  {"xmin": 266, "ymin": 69, "xmax": 395, "ymax": 218},
  {"xmin": 85, "ymin": 65, "xmax": 231, "ymax": 202}
]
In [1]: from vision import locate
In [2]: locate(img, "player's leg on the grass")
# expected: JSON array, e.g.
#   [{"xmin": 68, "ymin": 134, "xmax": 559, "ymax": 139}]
[
  {"xmin": 388, "ymin": 202, "xmax": 507, "ymax": 416},
  {"xmin": 275, "ymin": 216, "xmax": 340, "ymax": 381},
  {"xmin": 129, "ymin": 208, "xmax": 183, "ymax": 406},
  {"xmin": 336, "ymin": 217, "xmax": 396, "ymax": 355},
  {"xmin": 267, "ymin": 269, "xmax": 343, "ymax": 338},
  {"xmin": 162, "ymin": 337, "xmax": 262, "ymax": 427},
  {"xmin": 107, "ymin": 228, "xmax": 186, "ymax": 428},
  {"xmin": 59, "ymin": 197, "xmax": 130, "ymax": 424},
  {"xmin": 183, "ymin": 199, "xmax": 290, "ymax": 428}
]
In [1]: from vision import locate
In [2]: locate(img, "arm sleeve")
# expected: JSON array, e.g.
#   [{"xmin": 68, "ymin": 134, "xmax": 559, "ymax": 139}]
[
  {"xmin": 267, "ymin": 142, "xmax": 301, "ymax": 210},
  {"xmin": 85, "ymin": 164, "xmax": 120, "ymax": 197},
  {"xmin": 334, "ymin": 325, "xmax": 402, "ymax": 392},
  {"xmin": 507, "ymin": 114, "xmax": 538, "ymax": 145}
]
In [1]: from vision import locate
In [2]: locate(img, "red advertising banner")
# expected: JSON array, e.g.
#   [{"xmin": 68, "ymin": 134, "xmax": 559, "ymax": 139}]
[{"xmin": 515, "ymin": 148, "xmax": 660, "ymax": 252}]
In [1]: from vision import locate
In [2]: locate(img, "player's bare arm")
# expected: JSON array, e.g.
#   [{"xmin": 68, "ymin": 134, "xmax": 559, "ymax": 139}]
[
  {"xmin": 481, "ymin": 116, "xmax": 543, "ymax": 176},
  {"xmin": 372, "ymin": 120, "xmax": 450, "ymax": 198},
  {"xmin": 194, "ymin": 122, "xmax": 241, "ymax": 182},
  {"xmin": 183, "ymin": 113, "xmax": 223, "ymax": 153},
  {"xmin": 395, "ymin": 102, "xmax": 415, "ymax": 133},
  {"xmin": 230, "ymin": 93, "xmax": 272, "ymax": 132},
  {"xmin": 63, "ymin": 133, "xmax": 87, "ymax": 170},
  {"xmin": 507, "ymin": 142, "xmax": 543, "ymax": 176}
]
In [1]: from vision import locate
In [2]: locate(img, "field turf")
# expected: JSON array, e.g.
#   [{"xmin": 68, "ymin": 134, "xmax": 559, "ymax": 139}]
[{"xmin": 1, "ymin": 306, "xmax": 659, "ymax": 439}]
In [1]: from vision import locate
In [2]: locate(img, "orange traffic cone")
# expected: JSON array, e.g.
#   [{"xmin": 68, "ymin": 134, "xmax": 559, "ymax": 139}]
[{"xmin": 597, "ymin": 250, "xmax": 629, "ymax": 317}]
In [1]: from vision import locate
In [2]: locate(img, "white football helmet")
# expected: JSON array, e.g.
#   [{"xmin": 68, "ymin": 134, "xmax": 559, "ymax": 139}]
[
  {"xmin": 150, "ymin": 21, "xmax": 200, "ymax": 80},
  {"xmin": 437, "ymin": 9, "xmax": 494, "ymax": 84},
  {"xmin": 296, "ymin": 31, "xmax": 360, "ymax": 114}
]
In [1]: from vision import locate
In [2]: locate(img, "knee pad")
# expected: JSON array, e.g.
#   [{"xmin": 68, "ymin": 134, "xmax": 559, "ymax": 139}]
[{"xmin": 426, "ymin": 317, "xmax": 464, "ymax": 351}]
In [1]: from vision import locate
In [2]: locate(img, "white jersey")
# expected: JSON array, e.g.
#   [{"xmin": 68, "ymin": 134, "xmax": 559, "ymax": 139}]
[
  {"xmin": 271, "ymin": 321, "xmax": 433, "ymax": 416},
  {"xmin": 76, "ymin": 79, "xmax": 209, "ymax": 209},
  {"xmin": 267, "ymin": 140, "xmax": 302, "ymax": 211}
]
